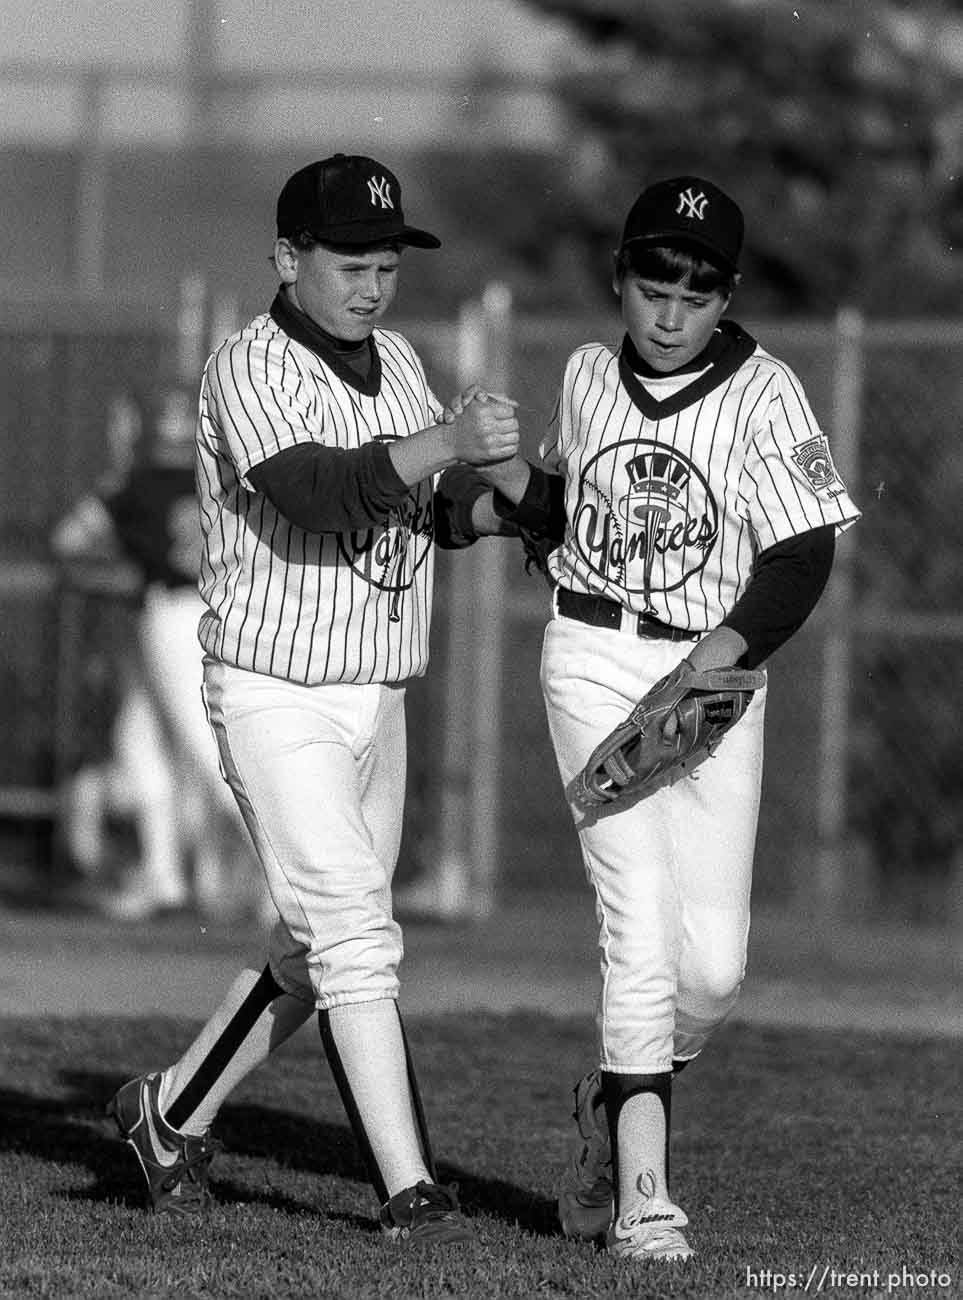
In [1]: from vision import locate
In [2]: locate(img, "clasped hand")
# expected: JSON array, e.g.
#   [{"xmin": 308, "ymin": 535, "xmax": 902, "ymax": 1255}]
[{"xmin": 439, "ymin": 384, "xmax": 519, "ymax": 466}]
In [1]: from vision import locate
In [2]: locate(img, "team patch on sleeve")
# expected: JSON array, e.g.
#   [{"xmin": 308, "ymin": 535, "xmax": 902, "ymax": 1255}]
[{"xmin": 791, "ymin": 435, "xmax": 844, "ymax": 495}]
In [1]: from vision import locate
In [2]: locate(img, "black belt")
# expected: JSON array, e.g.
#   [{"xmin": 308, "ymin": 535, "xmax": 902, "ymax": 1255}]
[{"xmin": 556, "ymin": 587, "xmax": 699, "ymax": 642}]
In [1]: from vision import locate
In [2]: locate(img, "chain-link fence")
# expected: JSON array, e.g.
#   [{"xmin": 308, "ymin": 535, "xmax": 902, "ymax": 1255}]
[
  {"xmin": 843, "ymin": 321, "xmax": 963, "ymax": 921},
  {"xmin": 1, "ymin": 299, "xmax": 960, "ymax": 923}
]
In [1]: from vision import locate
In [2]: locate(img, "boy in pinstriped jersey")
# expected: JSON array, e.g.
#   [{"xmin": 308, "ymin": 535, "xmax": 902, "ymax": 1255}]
[
  {"xmin": 455, "ymin": 176, "xmax": 861, "ymax": 1264},
  {"xmin": 107, "ymin": 153, "xmax": 519, "ymax": 1246}
]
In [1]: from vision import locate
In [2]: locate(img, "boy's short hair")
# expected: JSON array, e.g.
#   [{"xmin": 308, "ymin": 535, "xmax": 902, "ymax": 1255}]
[{"xmin": 615, "ymin": 242, "xmax": 738, "ymax": 296}]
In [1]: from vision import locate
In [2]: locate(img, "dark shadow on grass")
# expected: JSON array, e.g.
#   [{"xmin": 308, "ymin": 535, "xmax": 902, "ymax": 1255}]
[
  {"xmin": 217, "ymin": 1100, "xmax": 560, "ymax": 1235},
  {"xmin": 435, "ymin": 1162, "xmax": 560, "ymax": 1238},
  {"xmin": 0, "ymin": 1078, "xmax": 338, "ymax": 1216},
  {"xmin": 0, "ymin": 1072, "xmax": 560, "ymax": 1236}
]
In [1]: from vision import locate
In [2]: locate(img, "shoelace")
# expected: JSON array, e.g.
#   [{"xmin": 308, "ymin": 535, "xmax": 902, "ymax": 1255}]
[{"xmin": 159, "ymin": 1139, "xmax": 221, "ymax": 1194}]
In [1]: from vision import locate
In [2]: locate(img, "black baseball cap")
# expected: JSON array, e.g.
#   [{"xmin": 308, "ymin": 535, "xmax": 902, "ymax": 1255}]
[
  {"xmin": 276, "ymin": 153, "xmax": 440, "ymax": 249},
  {"xmin": 619, "ymin": 176, "xmax": 743, "ymax": 273}
]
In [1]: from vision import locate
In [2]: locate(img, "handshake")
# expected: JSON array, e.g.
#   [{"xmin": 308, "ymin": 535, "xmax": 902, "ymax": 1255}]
[{"xmin": 438, "ymin": 384, "xmax": 520, "ymax": 468}]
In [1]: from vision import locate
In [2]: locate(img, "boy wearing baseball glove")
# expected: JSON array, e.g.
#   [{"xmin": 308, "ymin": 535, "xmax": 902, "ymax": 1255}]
[{"xmin": 455, "ymin": 176, "xmax": 860, "ymax": 1263}]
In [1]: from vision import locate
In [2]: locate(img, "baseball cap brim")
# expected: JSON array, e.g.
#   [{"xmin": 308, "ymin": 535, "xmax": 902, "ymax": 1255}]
[
  {"xmin": 396, "ymin": 225, "xmax": 441, "ymax": 249},
  {"xmin": 310, "ymin": 220, "xmax": 441, "ymax": 249}
]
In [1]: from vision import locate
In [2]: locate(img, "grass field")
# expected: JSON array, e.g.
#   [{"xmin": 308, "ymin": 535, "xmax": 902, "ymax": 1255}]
[{"xmin": 0, "ymin": 1011, "xmax": 958, "ymax": 1300}]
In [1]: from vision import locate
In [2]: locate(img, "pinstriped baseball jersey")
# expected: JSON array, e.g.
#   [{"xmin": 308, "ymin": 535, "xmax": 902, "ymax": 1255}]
[
  {"xmin": 539, "ymin": 323, "xmax": 860, "ymax": 631},
  {"xmin": 196, "ymin": 314, "xmax": 441, "ymax": 685}
]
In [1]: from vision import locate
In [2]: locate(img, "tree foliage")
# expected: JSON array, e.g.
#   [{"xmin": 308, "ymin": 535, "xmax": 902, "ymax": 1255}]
[{"xmin": 522, "ymin": 0, "xmax": 962, "ymax": 314}]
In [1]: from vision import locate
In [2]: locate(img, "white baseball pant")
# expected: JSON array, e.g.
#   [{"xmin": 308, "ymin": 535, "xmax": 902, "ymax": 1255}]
[
  {"xmin": 540, "ymin": 613, "xmax": 766, "ymax": 1074},
  {"xmin": 201, "ymin": 657, "xmax": 407, "ymax": 1009}
]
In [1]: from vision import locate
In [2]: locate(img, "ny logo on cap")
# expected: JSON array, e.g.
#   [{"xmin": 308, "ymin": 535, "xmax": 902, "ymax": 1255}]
[
  {"xmin": 367, "ymin": 176, "xmax": 394, "ymax": 210},
  {"xmin": 676, "ymin": 187, "xmax": 708, "ymax": 220}
]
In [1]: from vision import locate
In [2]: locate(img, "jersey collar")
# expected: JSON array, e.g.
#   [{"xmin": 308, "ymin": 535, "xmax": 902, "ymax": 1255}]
[
  {"xmin": 618, "ymin": 321, "xmax": 757, "ymax": 418},
  {"xmin": 270, "ymin": 290, "xmax": 382, "ymax": 396}
]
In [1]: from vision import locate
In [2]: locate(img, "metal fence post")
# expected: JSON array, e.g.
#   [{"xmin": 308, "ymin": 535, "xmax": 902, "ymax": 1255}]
[
  {"xmin": 176, "ymin": 273, "xmax": 208, "ymax": 383},
  {"xmin": 813, "ymin": 307, "xmax": 864, "ymax": 916},
  {"xmin": 209, "ymin": 294, "xmax": 240, "ymax": 356},
  {"xmin": 466, "ymin": 282, "xmax": 513, "ymax": 916},
  {"xmin": 431, "ymin": 285, "xmax": 512, "ymax": 918},
  {"xmin": 430, "ymin": 298, "xmax": 487, "ymax": 917}
]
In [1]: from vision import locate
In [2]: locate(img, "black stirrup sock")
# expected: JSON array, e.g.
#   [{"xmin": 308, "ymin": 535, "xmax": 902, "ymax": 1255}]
[
  {"xmin": 166, "ymin": 965, "xmax": 284, "ymax": 1129},
  {"xmin": 600, "ymin": 1070, "xmax": 673, "ymax": 1198}
]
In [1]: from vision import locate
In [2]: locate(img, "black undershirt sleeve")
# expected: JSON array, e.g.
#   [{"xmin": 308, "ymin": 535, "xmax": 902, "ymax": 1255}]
[
  {"xmin": 433, "ymin": 465, "xmax": 494, "ymax": 549},
  {"xmin": 722, "ymin": 524, "xmax": 836, "ymax": 668},
  {"xmin": 247, "ymin": 441, "xmax": 412, "ymax": 532},
  {"xmin": 434, "ymin": 461, "xmax": 567, "ymax": 548},
  {"xmin": 249, "ymin": 443, "xmax": 519, "ymax": 549},
  {"xmin": 491, "ymin": 463, "xmax": 567, "ymax": 540}
]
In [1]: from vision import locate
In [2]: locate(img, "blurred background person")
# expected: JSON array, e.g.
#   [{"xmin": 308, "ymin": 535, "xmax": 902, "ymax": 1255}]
[
  {"xmin": 51, "ymin": 392, "xmax": 154, "ymax": 904},
  {"xmin": 51, "ymin": 384, "xmax": 273, "ymax": 925}
]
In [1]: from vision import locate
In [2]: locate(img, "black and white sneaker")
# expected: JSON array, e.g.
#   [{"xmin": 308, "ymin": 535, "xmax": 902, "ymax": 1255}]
[
  {"xmin": 380, "ymin": 1181, "xmax": 475, "ymax": 1246},
  {"xmin": 106, "ymin": 1072, "xmax": 219, "ymax": 1216},
  {"xmin": 607, "ymin": 1189, "xmax": 694, "ymax": 1262}
]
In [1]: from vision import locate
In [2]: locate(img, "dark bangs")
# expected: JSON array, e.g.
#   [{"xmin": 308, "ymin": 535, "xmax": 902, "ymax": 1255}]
[{"xmin": 617, "ymin": 242, "xmax": 736, "ymax": 295}]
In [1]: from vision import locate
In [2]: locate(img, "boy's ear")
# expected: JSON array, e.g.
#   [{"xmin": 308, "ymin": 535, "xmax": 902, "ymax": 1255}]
[
  {"xmin": 611, "ymin": 250, "xmax": 622, "ymax": 298},
  {"xmin": 274, "ymin": 238, "xmax": 299, "ymax": 284}
]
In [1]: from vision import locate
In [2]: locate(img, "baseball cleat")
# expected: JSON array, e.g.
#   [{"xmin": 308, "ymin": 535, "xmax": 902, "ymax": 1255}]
[
  {"xmin": 557, "ymin": 1068, "xmax": 614, "ymax": 1240},
  {"xmin": 607, "ymin": 1188, "xmax": 694, "ymax": 1263},
  {"xmin": 379, "ymin": 1181, "xmax": 476, "ymax": 1246},
  {"xmin": 106, "ymin": 1072, "xmax": 219, "ymax": 1215}
]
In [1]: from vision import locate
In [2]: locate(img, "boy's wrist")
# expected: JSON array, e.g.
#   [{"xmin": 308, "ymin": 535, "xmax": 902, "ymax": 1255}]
[
  {"xmin": 474, "ymin": 455, "xmax": 530, "ymax": 501},
  {"xmin": 687, "ymin": 626, "xmax": 749, "ymax": 671},
  {"xmin": 387, "ymin": 423, "xmax": 456, "ymax": 486}
]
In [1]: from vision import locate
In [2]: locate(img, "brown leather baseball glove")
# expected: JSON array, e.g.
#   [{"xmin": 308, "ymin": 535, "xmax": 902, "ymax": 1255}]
[{"xmin": 575, "ymin": 658, "xmax": 765, "ymax": 807}]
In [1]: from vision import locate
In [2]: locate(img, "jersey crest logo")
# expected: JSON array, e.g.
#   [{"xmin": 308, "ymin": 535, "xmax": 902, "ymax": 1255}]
[
  {"xmin": 367, "ymin": 176, "xmax": 394, "ymax": 210},
  {"xmin": 574, "ymin": 439, "xmax": 719, "ymax": 611},
  {"xmin": 791, "ymin": 435, "xmax": 843, "ymax": 493},
  {"xmin": 676, "ymin": 187, "xmax": 709, "ymax": 220}
]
